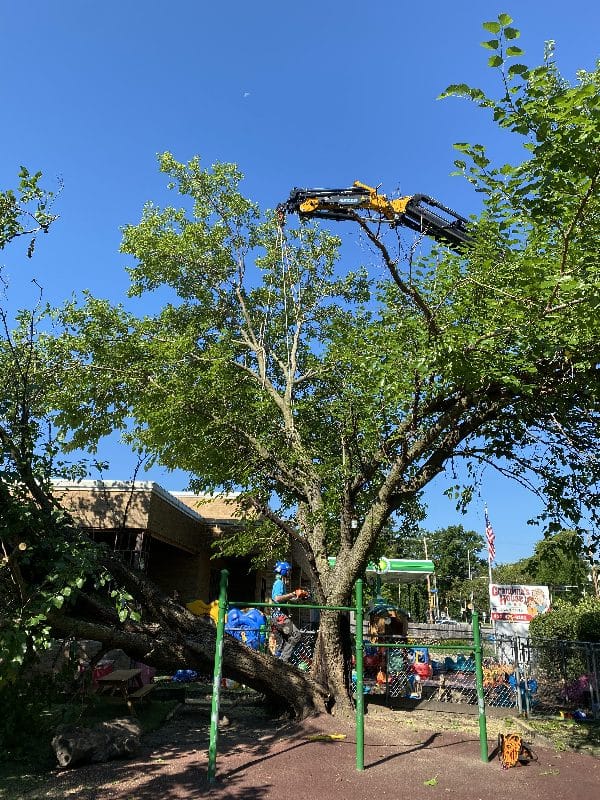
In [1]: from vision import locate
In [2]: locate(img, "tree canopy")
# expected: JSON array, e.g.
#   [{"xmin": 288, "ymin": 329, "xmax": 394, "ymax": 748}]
[
  {"xmin": 492, "ymin": 528, "xmax": 592, "ymax": 596},
  {"xmin": 3, "ymin": 15, "xmax": 600, "ymax": 709},
  {"xmin": 58, "ymin": 17, "xmax": 600, "ymax": 563}
]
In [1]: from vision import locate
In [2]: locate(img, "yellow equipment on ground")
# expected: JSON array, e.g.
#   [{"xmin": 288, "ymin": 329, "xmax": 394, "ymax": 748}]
[{"xmin": 186, "ymin": 598, "xmax": 220, "ymax": 624}]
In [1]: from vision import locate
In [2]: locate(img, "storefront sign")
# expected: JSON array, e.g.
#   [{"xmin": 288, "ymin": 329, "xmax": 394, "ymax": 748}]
[{"xmin": 489, "ymin": 584, "xmax": 550, "ymax": 624}]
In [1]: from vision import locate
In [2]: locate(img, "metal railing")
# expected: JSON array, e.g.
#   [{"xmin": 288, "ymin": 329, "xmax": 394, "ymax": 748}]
[
  {"xmin": 223, "ymin": 619, "xmax": 600, "ymax": 719},
  {"xmin": 208, "ymin": 573, "xmax": 489, "ymax": 783}
]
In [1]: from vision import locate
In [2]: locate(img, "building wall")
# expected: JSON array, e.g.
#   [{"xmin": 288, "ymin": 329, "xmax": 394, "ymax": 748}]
[
  {"xmin": 147, "ymin": 490, "xmax": 211, "ymax": 554},
  {"xmin": 53, "ymin": 483, "xmax": 152, "ymax": 530},
  {"xmin": 52, "ymin": 481, "xmax": 265, "ymax": 606},
  {"xmin": 53, "ymin": 481, "xmax": 214, "ymax": 555},
  {"xmin": 147, "ymin": 538, "xmax": 209, "ymax": 601},
  {"xmin": 172, "ymin": 492, "xmax": 242, "ymax": 521}
]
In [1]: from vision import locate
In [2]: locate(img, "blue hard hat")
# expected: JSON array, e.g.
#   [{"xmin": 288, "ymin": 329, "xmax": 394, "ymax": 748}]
[{"xmin": 274, "ymin": 560, "xmax": 292, "ymax": 576}]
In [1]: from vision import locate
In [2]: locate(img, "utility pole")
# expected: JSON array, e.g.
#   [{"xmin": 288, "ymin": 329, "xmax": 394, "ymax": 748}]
[{"xmin": 423, "ymin": 537, "xmax": 436, "ymax": 623}]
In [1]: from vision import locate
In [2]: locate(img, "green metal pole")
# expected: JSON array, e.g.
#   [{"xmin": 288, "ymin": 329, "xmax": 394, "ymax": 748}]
[
  {"xmin": 259, "ymin": 623, "xmax": 267, "ymax": 653},
  {"xmin": 355, "ymin": 579, "xmax": 365, "ymax": 771},
  {"xmin": 207, "ymin": 569, "xmax": 229, "ymax": 783},
  {"xmin": 472, "ymin": 611, "xmax": 489, "ymax": 763}
]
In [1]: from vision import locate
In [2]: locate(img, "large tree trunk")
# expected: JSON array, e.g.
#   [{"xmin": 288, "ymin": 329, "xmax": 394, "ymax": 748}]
[
  {"xmin": 49, "ymin": 596, "xmax": 331, "ymax": 719},
  {"xmin": 311, "ymin": 610, "xmax": 353, "ymax": 711}
]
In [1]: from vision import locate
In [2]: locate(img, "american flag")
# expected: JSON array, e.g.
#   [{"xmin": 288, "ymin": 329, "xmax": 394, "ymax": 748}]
[{"xmin": 485, "ymin": 508, "xmax": 496, "ymax": 563}]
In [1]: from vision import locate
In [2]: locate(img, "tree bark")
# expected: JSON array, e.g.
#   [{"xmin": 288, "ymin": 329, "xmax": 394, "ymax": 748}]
[
  {"xmin": 49, "ymin": 596, "xmax": 330, "ymax": 719},
  {"xmin": 52, "ymin": 719, "xmax": 142, "ymax": 768},
  {"xmin": 311, "ymin": 610, "xmax": 353, "ymax": 711}
]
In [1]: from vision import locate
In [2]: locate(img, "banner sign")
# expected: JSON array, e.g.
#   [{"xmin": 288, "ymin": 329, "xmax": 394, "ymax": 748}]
[{"xmin": 489, "ymin": 584, "xmax": 550, "ymax": 623}]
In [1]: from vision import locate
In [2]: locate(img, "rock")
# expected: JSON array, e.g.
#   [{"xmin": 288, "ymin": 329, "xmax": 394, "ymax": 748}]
[{"xmin": 52, "ymin": 718, "xmax": 142, "ymax": 768}]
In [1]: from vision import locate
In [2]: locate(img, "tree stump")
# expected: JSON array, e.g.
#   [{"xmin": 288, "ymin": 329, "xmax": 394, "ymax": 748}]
[{"xmin": 52, "ymin": 718, "xmax": 142, "ymax": 768}]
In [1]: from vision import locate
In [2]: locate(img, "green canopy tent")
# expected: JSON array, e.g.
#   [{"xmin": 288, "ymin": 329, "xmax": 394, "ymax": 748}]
[
  {"xmin": 328, "ymin": 556, "xmax": 435, "ymax": 624},
  {"xmin": 327, "ymin": 555, "xmax": 434, "ymax": 584}
]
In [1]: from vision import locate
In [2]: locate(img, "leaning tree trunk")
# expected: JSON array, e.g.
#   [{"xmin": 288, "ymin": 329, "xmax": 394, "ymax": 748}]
[{"xmin": 49, "ymin": 601, "xmax": 330, "ymax": 718}]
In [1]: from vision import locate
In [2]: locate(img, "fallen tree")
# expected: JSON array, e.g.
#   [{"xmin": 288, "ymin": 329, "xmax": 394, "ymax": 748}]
[
  {"xmin": 49, "ymin": 546, "xmax": 331, "ymax": 717},
  {"xmin": 0, "ymin": 173, "xmax": 327, "ymax": 718}
]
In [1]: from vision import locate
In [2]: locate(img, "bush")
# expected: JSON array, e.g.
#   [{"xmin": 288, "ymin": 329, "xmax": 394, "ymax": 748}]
[
  {"xmin": 529, "ymin": 597, "xmax": 600, "ymax": 643},
  {"xmin": 574, "ymin": 597, "xmax": 600, "ymax": 642},
  {"xmin": 0, "ymin": 673, "xmax": 65, "ymax": 764}
]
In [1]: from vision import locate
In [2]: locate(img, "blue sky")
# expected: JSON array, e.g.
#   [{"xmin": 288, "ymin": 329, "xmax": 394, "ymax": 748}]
[{"xmin": 1, "ymin": 2, "xmax": 598, "ymax": 563}]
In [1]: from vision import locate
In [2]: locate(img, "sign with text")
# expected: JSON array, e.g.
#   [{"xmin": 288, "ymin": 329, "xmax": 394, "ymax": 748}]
[{"xmin": 489, "ymin": 584, "xmax": 550, "ymax": 624}]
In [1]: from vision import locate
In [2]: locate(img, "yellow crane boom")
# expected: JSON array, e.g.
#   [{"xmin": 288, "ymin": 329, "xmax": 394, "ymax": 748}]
[{"xmin": 277, "ymin": 180, "xmax": 470, "ymax": 250}]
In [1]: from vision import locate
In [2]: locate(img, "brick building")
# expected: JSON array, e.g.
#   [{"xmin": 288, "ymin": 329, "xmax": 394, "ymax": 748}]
[{"xmin": 51, "ymin": 480, "xmax": 269, "ymax": 605}]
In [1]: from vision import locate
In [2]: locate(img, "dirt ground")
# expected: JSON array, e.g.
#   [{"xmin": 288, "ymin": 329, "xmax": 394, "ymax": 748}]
[{"xmin": 8, "ymin": 696, "xmax": 600, "ymax": 800}]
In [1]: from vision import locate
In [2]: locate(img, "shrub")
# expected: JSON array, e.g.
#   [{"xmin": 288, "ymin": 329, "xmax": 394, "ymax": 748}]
[{"xmin": 529, "ymin": 597, "xmax": 600, "ymax": 643}]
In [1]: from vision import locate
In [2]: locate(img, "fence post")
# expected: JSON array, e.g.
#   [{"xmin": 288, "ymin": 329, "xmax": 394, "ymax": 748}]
[
  {"xmin": 513, "ymin": 636, "xmax": 523, "ymax": 715},
  {"xmin": 472, "ymin": 611, "xmax": 489, "ymax": 763},
  {"xmin": 591, "ymin": 645, "xmax": 600, "ymax": 718},
  {"xmin": 207, "ymin": 568, "xmax": 229, "ymax": 783},
  {"xmin": 355, "ymin": 578, "xmax": 365, "ymax": 771}
]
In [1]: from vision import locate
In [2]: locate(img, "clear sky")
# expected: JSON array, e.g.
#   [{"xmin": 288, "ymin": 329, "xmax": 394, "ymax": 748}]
[{"xmin": 1, "ymin": 1, "xmax": 598, "ymax": 563}]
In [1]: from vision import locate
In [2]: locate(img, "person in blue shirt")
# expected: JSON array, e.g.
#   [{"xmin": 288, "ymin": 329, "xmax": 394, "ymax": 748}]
[{"xmin": 270, "ymin": 561, "xmax": 306, "ymax": 662}]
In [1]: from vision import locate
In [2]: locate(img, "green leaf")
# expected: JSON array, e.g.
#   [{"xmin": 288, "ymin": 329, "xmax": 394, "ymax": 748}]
[
  {"xmin": 498, "ymin": 13, "xmax": 513, "ymax": 25},
  {"xmin": 482, "ymin": 21, "xmax": 501, "ymax": 33},
  {"xmin": 504, "ymin": 27, "xmax": 520, "ymax": 40},
  {"xmin": 424, "ymin": 776, "xmax": 439, "ymax": 786},
  {"xmin": 508, "ymin": 64, "xmax": 529, "ymax": 77},
  {"xmin": 482, "ymin": 39, "xmax": 499, "ymax": 50},
  {"xmin": 506, "ymin": 46, "xmax": 525, "ymax": 57},
  {"xmin": 488, "ymin": 55, "xmax": 504, "ymax": 67},
  {"xmin": 439, "ymin": 83, "xmax": 471, "ymax": 97}
]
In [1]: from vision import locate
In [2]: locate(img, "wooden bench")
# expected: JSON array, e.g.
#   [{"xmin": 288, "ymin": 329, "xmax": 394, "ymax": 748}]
[{"xmin": 129, "ymin": 683, "xmax": 156, "ymax": 702}]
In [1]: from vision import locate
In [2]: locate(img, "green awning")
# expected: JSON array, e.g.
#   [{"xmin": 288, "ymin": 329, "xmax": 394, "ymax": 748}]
[{"xmin": 328, "ymin": 556, "xmax": 434, "ymax": 584}]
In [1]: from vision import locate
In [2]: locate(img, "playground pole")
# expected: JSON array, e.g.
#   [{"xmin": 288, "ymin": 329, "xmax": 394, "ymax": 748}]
[
  {"xmin": 207, "ymin": 568, "xmax": 229, "ymax": 783},
  {"xmin": 472, "ymin": 611, "xmax": 489, "ymax": 763},
  {"xmin": 355, "ymin": 578, "xmax": 364, "ymax": 771}
]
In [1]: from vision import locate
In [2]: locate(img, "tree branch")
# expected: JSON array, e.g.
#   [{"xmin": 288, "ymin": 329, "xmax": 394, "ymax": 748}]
[{"xmin": 349, "ymin": 211, "xmax": 441, "ymax": 337}]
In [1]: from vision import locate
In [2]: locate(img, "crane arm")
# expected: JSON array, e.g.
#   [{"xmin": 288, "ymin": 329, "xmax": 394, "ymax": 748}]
[{"xmin": 277, "ymin": 180, "xmax": 470, "ymax": 250}]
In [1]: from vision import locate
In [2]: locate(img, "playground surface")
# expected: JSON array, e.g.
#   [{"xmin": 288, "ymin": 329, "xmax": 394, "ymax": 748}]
[{"xmin": 9, "ymin": 699, "xmax": 600, "ymax": 800}]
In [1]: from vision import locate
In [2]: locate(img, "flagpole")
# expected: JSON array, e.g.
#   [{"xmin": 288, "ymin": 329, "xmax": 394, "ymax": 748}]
[
  {"xmin": 488, "ymin": 554, "xmax": 498, "ymax": 654},
  {"xmin": 488, "ymin": 551, "xmax": 495, "ymax": 631},
  {"xmin": 484, "ymin": 505, "xmax": 497, "ymax": 651}
]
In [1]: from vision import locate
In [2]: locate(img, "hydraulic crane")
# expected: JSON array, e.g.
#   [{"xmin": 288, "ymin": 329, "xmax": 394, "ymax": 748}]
[{"xmin": 277, "ymin": 180, "xmax": 470, "ymax": 250}]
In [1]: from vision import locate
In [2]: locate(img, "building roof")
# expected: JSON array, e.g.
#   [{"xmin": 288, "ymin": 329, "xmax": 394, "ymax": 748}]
[
  {"xmin": 51, "ymin": 480, "xmax": 243, "ymax": 554},
  {"xmin": 170, "ymin": 491, "xmax": 242, "ymax": 527}
]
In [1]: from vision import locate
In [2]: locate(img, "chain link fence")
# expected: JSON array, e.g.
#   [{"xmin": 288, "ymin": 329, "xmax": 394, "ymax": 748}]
[
  {"xmin": 359, "ymin": 632, "xmax": 600, "ymax": 717},
  {"xmin": 287, "ymin": 629, "xmax": 599, "ymax": 718},
  {"xmin": 226, "ymin": 608, "xmax": 599, "ymax": 719},
  {"xmin": 494, "ymin": 635, "xmax": 600, "ymax": 716}
]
